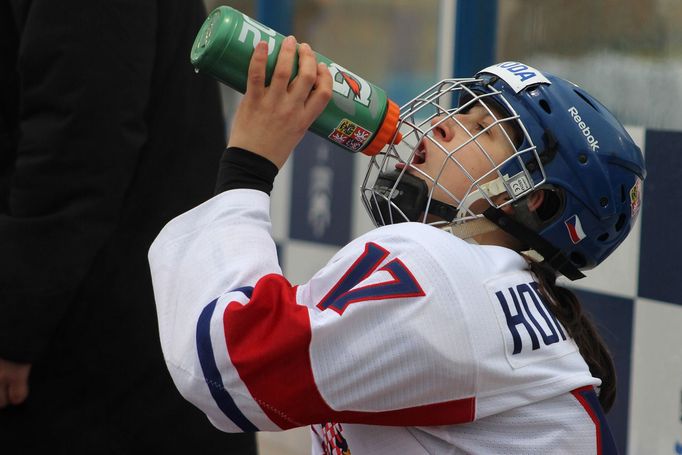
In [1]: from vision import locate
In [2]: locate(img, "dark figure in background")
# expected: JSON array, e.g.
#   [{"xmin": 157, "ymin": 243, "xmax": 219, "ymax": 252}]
[{"xmin": 0, "ymin": 1, "xmax": 256, "ymax": 453}]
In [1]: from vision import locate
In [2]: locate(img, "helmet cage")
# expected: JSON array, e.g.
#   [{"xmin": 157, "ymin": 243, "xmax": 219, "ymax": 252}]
[{"xmin": 361, "ymin": 77, "xmax": 546, "ymax": 228}]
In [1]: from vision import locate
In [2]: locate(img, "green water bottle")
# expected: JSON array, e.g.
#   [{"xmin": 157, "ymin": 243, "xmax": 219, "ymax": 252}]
[{"xmin": 190, "ymin": 6, "xmax": 402, "ymax": 156}]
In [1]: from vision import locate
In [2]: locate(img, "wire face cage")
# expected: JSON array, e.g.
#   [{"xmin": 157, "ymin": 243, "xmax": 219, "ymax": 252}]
[{"xmin": 361, "ymin": 77, "xmax": 546, "ymax": 229}]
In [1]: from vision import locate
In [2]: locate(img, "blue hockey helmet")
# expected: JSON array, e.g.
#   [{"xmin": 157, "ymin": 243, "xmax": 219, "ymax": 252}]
[{"xmin": 361, "ymin": 62, "xmax": 645, "ymax": 277}]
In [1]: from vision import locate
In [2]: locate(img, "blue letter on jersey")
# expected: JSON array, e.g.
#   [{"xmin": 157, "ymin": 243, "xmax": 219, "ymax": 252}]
[
  {"xmin": 495, "ymin": 282, "xmax": 566, "ymax": 355},
  {"xmin": 317, "ymin": 242, "xmax": 424, "ymax": 315},
  {"xmin": 496, "ymin": 288, "xmax": 539, "ymax": 354}
]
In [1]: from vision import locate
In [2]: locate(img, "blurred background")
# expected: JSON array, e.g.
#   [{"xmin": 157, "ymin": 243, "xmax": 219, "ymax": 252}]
[{"xmin": 203, "ymin": 1, "xmax": 682, "ymax": 454}]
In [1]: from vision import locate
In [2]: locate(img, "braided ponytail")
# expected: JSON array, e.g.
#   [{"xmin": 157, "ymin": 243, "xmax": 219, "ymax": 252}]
[{"xmin": 527, "ymin": 259, "xmax": 617, "ymax": 412}]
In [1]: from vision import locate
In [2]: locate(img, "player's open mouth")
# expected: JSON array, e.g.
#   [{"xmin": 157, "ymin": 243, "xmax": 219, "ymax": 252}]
[{"xmin": 395, "ymin": 140, "xmax": 427, "ymax": 171}]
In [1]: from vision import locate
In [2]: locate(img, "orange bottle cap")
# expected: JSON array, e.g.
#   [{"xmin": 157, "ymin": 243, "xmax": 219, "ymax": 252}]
[{"xmin": 362, "ymin": 99, "xmax": 402, "ymax": 156}]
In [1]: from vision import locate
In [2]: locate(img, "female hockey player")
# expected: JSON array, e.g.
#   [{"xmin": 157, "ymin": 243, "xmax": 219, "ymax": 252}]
[{"xmin": 149, "ymin": 36, "xmax": 644, "ymax": 454}]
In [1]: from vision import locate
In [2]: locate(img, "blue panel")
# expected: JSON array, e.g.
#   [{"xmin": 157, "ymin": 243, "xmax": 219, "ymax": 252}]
[
  {"xmin": 638, "ymin": 129, "xmax": 682, "ymax": 305},
  {"xmin": 573, "ymin": 289, "xmax": 633, "ymax": 455},
  {"xmin": 257, "ymin": 0, "xmax": 294, "ymax": 36},
  {"xmin": 453, "ymin": 0, "xmax": 498, "ymax": 77},
  {"xmin": 289, "ymin": 133, "xmax": 354, "ymax": 246}
]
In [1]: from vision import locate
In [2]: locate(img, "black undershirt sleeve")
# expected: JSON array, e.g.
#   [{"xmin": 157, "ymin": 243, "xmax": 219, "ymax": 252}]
[{"xmin": 214, "ymin": 146, "xmax": 279, "ymax": 195}]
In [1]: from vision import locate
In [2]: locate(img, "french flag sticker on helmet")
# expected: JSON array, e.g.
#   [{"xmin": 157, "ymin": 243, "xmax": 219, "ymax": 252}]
[{"xmin": 564, "ymin": 215, "xmax": 587, "ymax": 244}]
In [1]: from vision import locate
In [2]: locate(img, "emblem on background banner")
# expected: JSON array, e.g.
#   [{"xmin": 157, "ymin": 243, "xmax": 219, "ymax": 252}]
[
  {"xmin": 564, "ymin": 214, "xmax": 587, "ymax": 244},
  {"xmin": 308, "ymin": 147, "xmax": 334, "ymax": 238},
  {"xmin": 290, "ymin": 134, "xmax": 353, "ymax": 246}
]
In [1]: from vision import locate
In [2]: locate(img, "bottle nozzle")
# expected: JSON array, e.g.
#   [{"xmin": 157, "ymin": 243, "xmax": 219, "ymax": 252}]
[{"xmin": 362, "ymin": 99, "xmax": 401, "ymax": 156}]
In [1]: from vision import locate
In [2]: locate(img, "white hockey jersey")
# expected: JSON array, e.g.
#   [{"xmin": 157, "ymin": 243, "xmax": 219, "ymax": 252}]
[{"xmin": 148, "ymin": 189, "xmax": 617, "ymax": 454}]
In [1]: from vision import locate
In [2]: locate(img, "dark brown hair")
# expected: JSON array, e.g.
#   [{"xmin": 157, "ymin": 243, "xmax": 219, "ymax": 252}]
[{"xmin": 527, "ymin": 259, "xmax": 616, "ymax": 412}]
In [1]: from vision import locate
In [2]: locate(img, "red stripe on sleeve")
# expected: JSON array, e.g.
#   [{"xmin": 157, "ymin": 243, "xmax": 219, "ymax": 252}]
[{"xmin": 224, "ymin": 273, "xmax": 475, "ymax": 429}]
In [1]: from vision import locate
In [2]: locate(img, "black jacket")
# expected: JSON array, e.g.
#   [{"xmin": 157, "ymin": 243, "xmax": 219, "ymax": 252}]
[{"xmin": 0, "ymin": 1, "xmax": 255, "ymax": 452}]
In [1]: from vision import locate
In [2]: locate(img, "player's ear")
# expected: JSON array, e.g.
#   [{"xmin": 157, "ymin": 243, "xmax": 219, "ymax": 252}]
[
  {"xmin": 526, "ymin": 189, "xmax": 545, "ymax": 213},
  {"xmin": 497, "ymin": 190, "xmax": 544, "ymax": 217}
]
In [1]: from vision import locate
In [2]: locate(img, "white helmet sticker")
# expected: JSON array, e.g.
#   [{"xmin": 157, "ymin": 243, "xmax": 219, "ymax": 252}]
[{"xmin": 478, "ymin": 62, "xmax": 551, "ymax": 93}]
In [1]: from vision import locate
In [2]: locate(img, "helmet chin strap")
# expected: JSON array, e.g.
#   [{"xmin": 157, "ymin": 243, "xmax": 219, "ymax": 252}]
[
  {"xmin": 435, "ymin": 178, "xmax": 584, "ymax": 280},
  {"xmin": 483, "ymin": 206, "xmax": 585, "ymax": 281},
  {"xmin": 438, "ymin": 217, "xmax": 499, "ymax": 243},
  {"xmin": 455, "ymin": 176, "xmax": 509, "ymax": 218},
  {"xmin": 435, "ymin": 176, "xmax": 508, "ymax": 242},
  {"xmin": 458, "ymin": 177, "xmax": 585, "ymax": 280}
]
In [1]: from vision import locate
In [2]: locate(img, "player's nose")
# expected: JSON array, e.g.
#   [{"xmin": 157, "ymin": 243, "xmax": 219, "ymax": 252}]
[{"xmin": 430, "ymin": 115, "xmax": 456, "ymax": 142}]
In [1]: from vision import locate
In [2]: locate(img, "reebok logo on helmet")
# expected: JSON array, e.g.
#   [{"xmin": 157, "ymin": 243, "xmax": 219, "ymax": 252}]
[{"xmin": 568, "ymin": 106, "xmax": 599, "ymax": 152}]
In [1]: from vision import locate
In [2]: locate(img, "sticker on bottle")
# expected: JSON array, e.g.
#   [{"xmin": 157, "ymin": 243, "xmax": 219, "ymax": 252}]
[{"xmin": 328, "ymin": 119, "xmax": 372, "ymax": 152}]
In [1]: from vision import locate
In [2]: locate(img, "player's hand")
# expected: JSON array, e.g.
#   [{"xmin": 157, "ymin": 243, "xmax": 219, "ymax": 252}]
[
  {"xmin": 0, "ymin": 358, "xmax": 31, "ymax": 408},
  {"xmin": 228, "ymin": 35, "xmax": 333, "ymax": 169}
]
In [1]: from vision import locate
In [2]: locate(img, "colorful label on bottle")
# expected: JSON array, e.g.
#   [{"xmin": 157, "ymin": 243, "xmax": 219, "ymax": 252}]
[{"xmin": 328, "ymin": 119, "xmax": 372, "ymax": 151}]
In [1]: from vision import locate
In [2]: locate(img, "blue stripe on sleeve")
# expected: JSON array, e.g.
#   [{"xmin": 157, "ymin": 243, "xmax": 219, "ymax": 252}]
[
  {"xmin": 231, "ymin": 286, "xmax": 254, "ymax": 299},
  {"xmin": 196, "ymin": 298, "xmax": 259, "ymax": 432}
]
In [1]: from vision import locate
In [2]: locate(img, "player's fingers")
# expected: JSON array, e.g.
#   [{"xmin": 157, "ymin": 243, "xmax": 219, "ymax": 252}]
[
  {"xmin": 302, "ymin": 62, "xmax": 333, "ymax": 125},
  {"xmin": 245, "ymin": 40, "xmax": 269, "ymax": 101},
  {"xmin": 289, "ymin": 43, "xmax": 318, "ymax": 102},
  {"xmin": 0, "ymin": 384, "xmax": 8, "ymax": 408},
  {"xmin": 8, "ymin": 376, "xmax": 29, "ymax": 405},
  {"xmin": 269, "ymin": 35, "xmax": 297, "ymax": 93}
]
